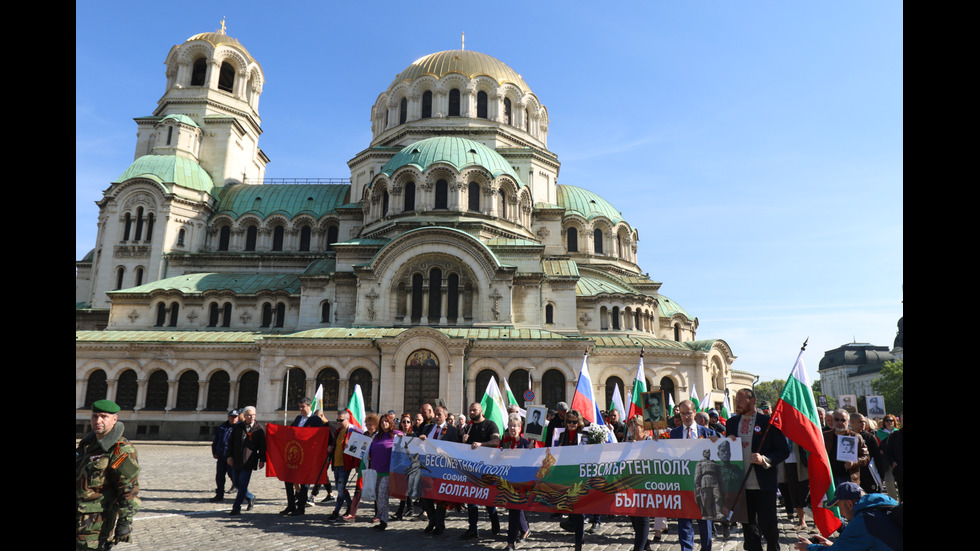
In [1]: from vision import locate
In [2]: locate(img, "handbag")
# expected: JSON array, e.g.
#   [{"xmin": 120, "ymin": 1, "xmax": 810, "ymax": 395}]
[{"xmin": 361, "ymin": 468, "xmax": 378, "ymax": 501}]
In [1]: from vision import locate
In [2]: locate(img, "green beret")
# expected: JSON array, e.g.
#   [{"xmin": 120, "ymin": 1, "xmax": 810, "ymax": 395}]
[{"xmin": 92, "ymin": 399, "xmax": 121, "ymax": 414}]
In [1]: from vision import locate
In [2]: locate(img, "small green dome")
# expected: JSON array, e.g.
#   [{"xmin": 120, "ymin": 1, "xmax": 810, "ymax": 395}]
[
  {"xmin": 116, "ymin": 155, "xmax": 215, "ymax": 196},
  {"xmin": 379, "ymin": 137, "xmax": 524, "ymax": 186},
  {"xmin": 160, "ymin": 114, "xmax": 199, "ymax": 128},
  {"xmin": 556, "ymin": 185, "xmax": 624, "ymax": 225}
]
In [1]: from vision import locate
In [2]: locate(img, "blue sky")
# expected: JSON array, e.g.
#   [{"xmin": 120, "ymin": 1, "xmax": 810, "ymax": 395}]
[{"xmin": 76, "ymin": 2, "xmax": 903, "ymax": 383}]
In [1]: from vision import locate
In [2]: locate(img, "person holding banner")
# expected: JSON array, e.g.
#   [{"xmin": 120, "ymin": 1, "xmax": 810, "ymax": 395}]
[
  {"xmin": 670, "ymin": 400, "xmax": 715, "ymax": 551},
  {"xmin": 725, "ymin": 388, "xmax": 789, "ymax": 551},
  {"xmin": 557, "ymin": 409, "xmax": 588, "ymax": 551},
  {"xmin": 326, "ymin": 411, "xmax": 357, "ymax": 522},
  {"xmin": 627, "ymin": 413, "xmax": 665, "ymax": 550},
  {"xmin": 280, "ymin": 398, "xmax": 324, "ymax": 517},
  {"xmin": 499, "ymin": 412, "xmax": 533, "ymax": 551},
  {"xmin": 460, "ymin": 402, "xmax": 501, "ymax": 540},
  {"xmin": 419, "ymin": 405, "xmax": 461, "ymax": 535},
  {"xmin": 368, "ymin": 414, "xmax": 398, "ymax": 530}
]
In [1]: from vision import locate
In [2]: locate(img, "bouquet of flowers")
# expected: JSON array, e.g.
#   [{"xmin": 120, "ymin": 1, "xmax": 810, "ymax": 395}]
[{"xmin": 583, "ymin": 423, "xmax": 611, "ymax": 444}]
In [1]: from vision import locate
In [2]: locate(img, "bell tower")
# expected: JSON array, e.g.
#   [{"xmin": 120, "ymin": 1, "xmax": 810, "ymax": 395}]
[{"xmin": 133, "ymin": 20, "xmax": 269, "ymax": 187}]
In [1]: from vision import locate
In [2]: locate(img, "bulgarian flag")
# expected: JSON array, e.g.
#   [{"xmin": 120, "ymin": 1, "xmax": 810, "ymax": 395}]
[
  {"xmin": 346, "ymin": 384, "xmax": 366, "ymax": 433},
  {"xmin": 501, "ymin": 376, "xmax": 526, "ymax": 417},
  {"xmin": 720, "ymin": 393, "xmax": 731, "ymax": 420},
  {"xmin": 627, "ymin": 352, "xmax": 647, "ymax": 421},
  {"xmin": 689, "ymin": 381, "xmax": 700, "ymax": 411},
  {"xmin": 771, "ymin": 348, "xmax": 843, "ymax": 538},
  {"xmin": 311, "ymin": 384, "xmax": 324, "ymax": 414},
  {"xmin": 479, "ymin": 376, "xmax": 508, "ymax": 434}
]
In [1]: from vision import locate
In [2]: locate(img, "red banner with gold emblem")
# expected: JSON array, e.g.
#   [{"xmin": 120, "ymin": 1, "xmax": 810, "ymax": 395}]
[{"xmin": 265, "ymin": 423, "xmax": 332, "ymax": 484}]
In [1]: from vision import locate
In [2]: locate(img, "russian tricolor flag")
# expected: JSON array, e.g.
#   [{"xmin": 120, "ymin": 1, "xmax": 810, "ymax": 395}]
[{"xmin": 571, "ymin": 353, "xmax": 612, "ymax": 441}]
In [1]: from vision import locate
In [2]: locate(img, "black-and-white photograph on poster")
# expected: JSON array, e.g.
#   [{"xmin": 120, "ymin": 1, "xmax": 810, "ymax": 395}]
[
  {"xmin": 836, "ymin": 434, "xmax": 858, "ymax": 463},
  {"xmin": 866, "ymin": 395, "xmax": 886, "ymax": 418},
  {"xmin": 525, "ymin": 406, "xmax": 547, "ymax": 441}
]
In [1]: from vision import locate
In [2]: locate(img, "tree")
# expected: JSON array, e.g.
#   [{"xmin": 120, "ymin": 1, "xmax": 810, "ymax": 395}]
[
  {"xmin": 754, "ymin": 379, "xmax": 785, "ymax": 406},
  {"xmin": 871, "ymin": 359, "xmax": 903, "ymax": 414}
]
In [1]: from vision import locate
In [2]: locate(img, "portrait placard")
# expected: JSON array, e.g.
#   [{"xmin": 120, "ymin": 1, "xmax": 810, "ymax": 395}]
[
  {"xmin": 865, "ymin": 395, "xmax": 886, "ymax": 418},
  {"xmin": 641, "ymin": 390, "xmax": 668, "ymax": 430},
  {"xmin": 525, "ymin": 406, "xmax": 547, "ymax": 441},
  {"xmin": 836, "ymin": 435, "xmax": 858, "ymax": 463}
]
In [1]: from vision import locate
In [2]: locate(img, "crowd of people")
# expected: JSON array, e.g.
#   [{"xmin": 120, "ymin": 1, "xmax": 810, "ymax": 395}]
[{"xmin": 205, "ymin": 392, "xmax": 903, "ymax": 551}]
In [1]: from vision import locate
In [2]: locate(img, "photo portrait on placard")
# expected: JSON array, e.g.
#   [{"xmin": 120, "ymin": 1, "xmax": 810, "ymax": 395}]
[
  {"xmin": 642, "ymin": 390, "xmax": 667, "ymax": 429},
  {"xmin": 836, "ymin": 435, "xmax": 858, "ymax": 463},
  {"xmin": 839, "ymin": 394, "xmax": 857, "ymax": 412},
  {"xmin": 866, "ymin": 395, "xmax": 886, "ymax": 418},
  {"xmin": 525, "ymin": 405, "xmax": 547, "ymax": 441}
]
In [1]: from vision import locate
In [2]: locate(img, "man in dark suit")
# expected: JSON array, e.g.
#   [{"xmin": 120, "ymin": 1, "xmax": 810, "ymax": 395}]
[
  {"xmin": 280, "ymin": 397, "xmax": 325, "ymax": 516},
  {"xmin": 226, "ymin": 406, "xmax": 267, "ymax": 515},
  {"xmin": 418, "ymin": 405, "xmax": 461, "ymax": 535},
  {"xmin": 725, "ymin": 389, "xmax": 788, "ymax": 551},
  {"xmin": 670, "ymin": 400, "xmax": 715, "ymax": 551}
]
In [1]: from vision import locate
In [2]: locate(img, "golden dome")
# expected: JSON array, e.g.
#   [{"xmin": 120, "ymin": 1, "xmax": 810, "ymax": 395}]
[
  {"xmin": 185, "ymin": 31, "xmax": 255, "ymax": 63},
  {"xmin": 389, "ymin": 50, "xmax": 532, "ymax": 94}
]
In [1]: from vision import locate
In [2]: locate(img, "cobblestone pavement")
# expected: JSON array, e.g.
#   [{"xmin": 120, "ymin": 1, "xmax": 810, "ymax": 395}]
[{"xmin": 115, "ymin": 442, "xmax": 816, "ymax": 550}]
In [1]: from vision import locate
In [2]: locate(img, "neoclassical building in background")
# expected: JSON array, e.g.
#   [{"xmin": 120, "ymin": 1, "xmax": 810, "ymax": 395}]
[{"xmin": 75, "ymin": 27, "xmax": 753, "ymax": 439}]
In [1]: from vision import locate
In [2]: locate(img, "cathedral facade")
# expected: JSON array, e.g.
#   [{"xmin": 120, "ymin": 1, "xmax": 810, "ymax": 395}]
[{"xmin": 75, "ymin": 28, "xmax": 753, "ymax": 439}]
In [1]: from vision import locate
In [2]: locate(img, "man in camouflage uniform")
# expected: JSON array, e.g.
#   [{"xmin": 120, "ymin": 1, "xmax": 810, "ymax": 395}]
[{"xmin": 76, "ymin": 399, "xmax": 140, "ymax": 549}]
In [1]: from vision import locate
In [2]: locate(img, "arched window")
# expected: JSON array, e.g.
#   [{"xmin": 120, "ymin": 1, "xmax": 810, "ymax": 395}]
[
  {"xmin": 498, "ymin": 189, "xmax": 507, "ymax": 218},
  {"xmin": 468, "ymin": 182, "xmax": 480, "ymax": 212},
  {"xmin": 176, "ymin": 371, "xmax": 199, "ymax": 410},
  {"xmin": 477, "ymin": 91, "xmax": 488, "ymax": 119},
  {"xmin": 84, "ymin": 369, "xmax": 108, "ymax": 408},
  {"xmin": 316, "ymin": 368, "xmax": 340, "ymax": 411},
  {"xmin": 218, "ymin": 226, "xmax": 230, "ymax": 251},
  {"xmin": 326, "ymin": 225, "xmax": 339, "ymax": 251},
  {"xmin": 146, "ymin": 213, "xmax": 154, "ymax": 242},
  {"xmin": 275, "ymin": 302, "xmax": 286, "ymax": 328},
  {"xmin": 177, "ymin": 228, "xmax": 186, "ymax": 246},
  {"xmin": 449, "ymin": 89, "xmax": 461, "ymax": 116},
  {"xmin": 435, "ymin": 180, "xmax": 449, "ymax": 209},
  {"xmin": 600, "ymin": 306, "xmax": 608, "ymax": 330},
  {"xmin": 168, "ymin": 302, "xmax": 180, "ymax": 327},
  {"xmin": 349, "ymin": 368, "xmax": 373, "ymax": 411},
  {"xmin": 222, "ymin": 303, "xmax": 232, "ymax": 327},
  {"xmin": 320, "ymin": 300, "xmax": 332, "ymax": 324},
  {"xmin": 245, "ymin": 226, "xmax": 257, "ymax": 251},
  {"xmin": 218, "ymin": 61, "xmax": 235, "ymax": 92},
  {"xmin": 155, "ymin": 302, "xmax": 167, "ymax": 326},
  {"xmin": 206, "ymin": 370, "xmax": 230, "ymax": 411},
  {"xmin": 404, "ymin": 181, "xmax": 416, "ymax": 211},
  {"xmin": 411, "ymin": 273, "xmax": 424, "ymax": 321},
  {"xmin": 134, "ymin": 207, "xmax": 144, "ymax": 241},
  {"xmin": 281, "ymin": 367, "xmax": 306, "ymax": 410},
  {"xmin": 567, "ymin": 227, "xmax": 578, "ymax": 252},
  {"xmin": 272, "ymin": 225, "xmax": 285, "ymax": 251},
  {"xmin": 191, "ymin": 58, "xmax": 207, "ymax": 86},
  {"xmin": 261, "ymin": 303, "xmax": 273, "ymax": 327},
  {"xmin": 237, "ymin": 371, "xmax": 259, "ymax": 409},
  {"xmin": 145, "ymin": 370, "xmax": 169, "ymax": 410},
  {"xmin": 428, "ymin": 268, "xmax": 442, "ymax": 321},
  {"xmin": 475, "ymin": 369, "xmax": 498, "ymax": 405},
  {"xmin": 594, "ymin": 228, "xmax": 604, "ymax": 254},
  {"xmin": 123, "ymin": 213, "xmax": 132, "ymax": 241},
  {"xmin": 545, "ymin": 304, "xmax": 555, "ymax": 324},
  {"xmin": 135, "ymin": 267, "xmax": 144, "ymax": 287},
  {"xmin": 542, "ymin": 369, "xmax": 566, "ymax": 410},
  {"xmin": 208, "ymin": 303, "xmax": 220, "ymax": 327},
  {"xmin": 115, "ymin": 267, "xmax": 125, "ymax": 290},
  {"xmin": 167, "ymin": 126, "xmax": 173, "ymax": 145},
  {"xmin": 404, "ymin": 350, "xmax": 439, "ymax": 413},
  {"xmin": 605, "ymin": 376, "xmax": 625, "ymax": 412},
  {"xmin": 381, "ymin": 190, "xmax": 389, "ymax": 216},
  {"xmin": 504, "ymin": 97, "xmax": 512, "ymax": 125},
  {"xmin": 399, "ymin": 97, "xmax": 408, "ymax": 124},
  {"xmin": 421, "ymin": 91, "xmax": 432, "ymax": 118},
  {"xmin": 299, "ymin": 226, "xmax": 311, "ymax": 251},
  {"xmin": 525, "ymin": 108, "xmax": 530, "ymax": 131},
  {"xmin": 674, "ymin": 324, "xmax": 681, "ymax": 342},
  {"xmin": 447, "ymin": 273, "xmax": 460, "ymax": 323},
  {"xmin": 611, "ymin": 306, "xmax": 620, "ymax": 330},
  {"xmin": 116, "ymin": 369, "xmax": 138, "ymax": 410},
  {"xmin": 508, "ymin": 369, "xmax": 530, "ymax": 406}
]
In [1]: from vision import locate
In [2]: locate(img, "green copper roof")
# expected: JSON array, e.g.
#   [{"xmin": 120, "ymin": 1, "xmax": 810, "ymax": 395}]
[
  {"xmin": 160, "ymin": 113, "xmax": 199, "ymax": 127},
  {"xmin": 543, "ymin": 259, "xmax": 580, "ymax": 278},
  {"xmin": 656, "ymin": 294, "xmax": 692, "ymax": 320},
  {"xmin": 76, "ymin": 330, "xmax": 262, "ymax": 344},
  {"xmin": 109, "ymin": 273, "xmax": 301, "ymax": 296},
  {"xmin": 379, "ymin": 137, "xmax": 524, "ymax": 186},
  {"xmin": 556, "ymin": 184, "xmax": 624, "ymax": 225},
  {"xmin": 215, "ymin": 183, "xmax": 350, "ymax": 219},
  {"xmin": 576, "ymin": 275, "xmax": 636, "ymax": 297},
  {"xmin": 591, "ymin": 336, "xmax": 695, "ymax": 351},
  {"xmin": 116, "ymin": 155, "xmax": 215, "ymax": 196}
]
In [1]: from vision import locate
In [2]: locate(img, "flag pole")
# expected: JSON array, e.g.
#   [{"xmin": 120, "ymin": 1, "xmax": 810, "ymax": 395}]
[{"xmin": 724, "ymin": 339, "xmax": 808, "ymax": 521}]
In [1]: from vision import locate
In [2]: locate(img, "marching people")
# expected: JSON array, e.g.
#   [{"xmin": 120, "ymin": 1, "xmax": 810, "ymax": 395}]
[
  {"xmin": 368, "ymin": 413, "xmax": 398, "ymax": 530},
  {"xmin": 226, "ymin": 406, "xmax": 266, "ymax": 516},
  {"xmin": 557, "ymin": 408, "xmax": 588, "ymax": 551},
  {"xmin": 460, "ymin": 402, "xmax": 501, "ymax": 539},
  {"xmin": 281, "ymin": 398, "xmax": 324, "ymax": 516},
  {"xmin": 210, "ymin": 409, "xmax": 238, "ymax": 503},
  {"xmin": 499, "ymin": 412, "xmax": 532, "ymax": 551},
  {"xmin": 418, "ymin": 405, "xmax": 461, "ymax": 534}
]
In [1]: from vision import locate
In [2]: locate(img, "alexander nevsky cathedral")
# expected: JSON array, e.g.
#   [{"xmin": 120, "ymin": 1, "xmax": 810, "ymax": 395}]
[{"xmin": 75, "ymin": 25, "xmax": 755, "ymax": 439}]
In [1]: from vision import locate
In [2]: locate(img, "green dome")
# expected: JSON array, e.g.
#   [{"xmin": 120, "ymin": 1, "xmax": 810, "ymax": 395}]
[
  {"xmin": 215, "ymin": 183, "xmax": 351, "ymax": 219},
  {"xmin": 115, "ymin": 155, "xmax": 215, "ymax": 196},
  {"xmin": 379, "ymin": 137, "xmax": 524, "ymax": 186},
  {"xmin": 160, "ymin": 113, "xmax": 199, "ymax": 128},
  {"xmin": 556, "ymin": 184, "xmax": 624, "ymax": 225}
]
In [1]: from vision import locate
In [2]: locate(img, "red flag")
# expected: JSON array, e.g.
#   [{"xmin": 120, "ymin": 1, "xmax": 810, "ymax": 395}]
[{"xmin": 265, "ymin": 423, "xmax": 332, "ymax": 484}]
